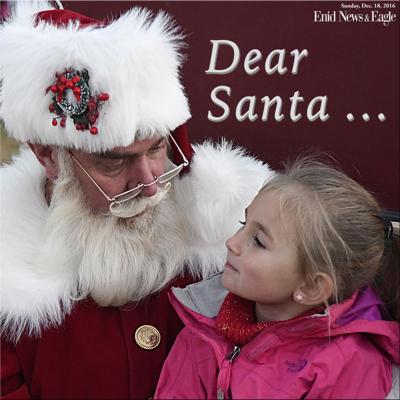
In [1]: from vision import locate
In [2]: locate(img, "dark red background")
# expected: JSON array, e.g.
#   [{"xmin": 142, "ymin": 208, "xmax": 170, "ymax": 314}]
[{"xmin": 48, "ymin": 2, "xmax": 400, "ymax": 210}]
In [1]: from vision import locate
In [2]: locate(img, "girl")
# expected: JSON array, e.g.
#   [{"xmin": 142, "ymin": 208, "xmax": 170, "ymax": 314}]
[{"xmin": 155, "ymin": 158, "xmax": 399, "ymax": 399}]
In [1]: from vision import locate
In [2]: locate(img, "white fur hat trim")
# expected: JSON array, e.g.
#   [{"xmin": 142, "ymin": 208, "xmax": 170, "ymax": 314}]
[{"xmin": 0, "ymin": 2, "xmax": 191, "ymax": 153}]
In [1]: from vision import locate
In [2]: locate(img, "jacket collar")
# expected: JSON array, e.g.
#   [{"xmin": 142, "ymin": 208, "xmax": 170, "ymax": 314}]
[{"xmin": 170, "ymin": 273, "xmax": 400, "ymax": 364}]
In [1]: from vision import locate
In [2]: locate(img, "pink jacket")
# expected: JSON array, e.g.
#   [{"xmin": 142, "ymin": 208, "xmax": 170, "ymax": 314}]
[{"xmin": 155, "ymin": 274, "xmax": 399, "ymax": 399}]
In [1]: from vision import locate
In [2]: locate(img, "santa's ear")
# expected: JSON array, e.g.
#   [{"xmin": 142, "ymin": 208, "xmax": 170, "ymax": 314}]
[
  {"xmin": 29, "ymin": 143, "xmax": 58, "ymax": 181},
  {"xmin": 293, "ymin": 272, "xmax": 333, "ymax": 306}
]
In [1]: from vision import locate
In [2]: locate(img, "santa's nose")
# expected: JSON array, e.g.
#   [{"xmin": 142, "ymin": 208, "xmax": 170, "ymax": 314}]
[{"xmin": 128, "ymin": 157, "xmax": 158, "ymax": 197}]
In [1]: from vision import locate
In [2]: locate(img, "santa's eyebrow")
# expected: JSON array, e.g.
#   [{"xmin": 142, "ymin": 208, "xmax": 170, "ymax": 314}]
[{"xmin": 98, "ymin": 138, "xmax": 166, "ymax": 159}]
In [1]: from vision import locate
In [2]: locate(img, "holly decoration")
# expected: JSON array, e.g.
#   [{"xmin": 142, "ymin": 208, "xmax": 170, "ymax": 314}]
[{"xmin": 46, "ymin": 68, "xmax": 109, "ymax": 135}]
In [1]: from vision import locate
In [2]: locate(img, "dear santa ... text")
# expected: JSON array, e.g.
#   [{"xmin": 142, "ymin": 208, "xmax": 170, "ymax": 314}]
[{"xmin": 205, "ymin": 40, "xmax": 329, "ymax": 123}]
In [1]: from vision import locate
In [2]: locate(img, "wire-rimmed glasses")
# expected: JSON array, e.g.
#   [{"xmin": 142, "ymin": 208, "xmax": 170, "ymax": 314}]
[{"xmin": 69, "ymin": 133, "xmax": 189, "ymax": 213}]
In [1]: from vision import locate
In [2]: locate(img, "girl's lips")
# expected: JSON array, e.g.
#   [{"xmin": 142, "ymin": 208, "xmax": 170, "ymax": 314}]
[{"xmin": 224, "ymin": 261, "xmax": 238, "ymax": 272}]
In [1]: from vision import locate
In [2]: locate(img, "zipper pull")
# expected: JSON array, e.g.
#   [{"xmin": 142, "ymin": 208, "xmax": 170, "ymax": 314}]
[
  {"xmin": 226, "ymin": 344, "xmax": 241, "ymax": 362},
  {"xmin": 217, "ymin": 388, "xmax": 225, "ymax": 400},
  {"xmin": 218, "ymin": 345, "xmax": 241, "ymax": 399}
]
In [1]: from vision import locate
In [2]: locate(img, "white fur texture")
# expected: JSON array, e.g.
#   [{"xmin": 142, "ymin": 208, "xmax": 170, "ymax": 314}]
[
  {"xmin": 0, "ymin": 148, "xmax": 77, "ymax": 341},
  {"xmin": 176, "ymin": 140, "xmax": 274, "ymax": 277},
  {"xmin": 0, "ymin": 2, "xmax": 190, "ymax": 152},
  {"xmin": 0, "ymin": 142, "xmax": 273, "ymax": 341}
]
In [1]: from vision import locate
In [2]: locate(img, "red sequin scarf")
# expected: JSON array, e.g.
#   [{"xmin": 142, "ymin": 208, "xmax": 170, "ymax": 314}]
[{"xmin": 216, "ymin": 292, "xmax": 323, "ymax": 346}]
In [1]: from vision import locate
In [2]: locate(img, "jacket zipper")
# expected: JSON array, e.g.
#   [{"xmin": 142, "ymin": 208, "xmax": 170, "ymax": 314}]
[
  {"xmin": 226, "ymin": 345, "xmax": 241, "ymax": 362},
  {"xmin": 217, "ymin": 345, "xmax": 241, "ymax": 400}
]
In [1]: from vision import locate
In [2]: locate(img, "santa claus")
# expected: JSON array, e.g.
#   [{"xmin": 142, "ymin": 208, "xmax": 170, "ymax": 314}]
[{"xmin": 0, "ymin": 2, "xmax": 272, "ymax": 398}]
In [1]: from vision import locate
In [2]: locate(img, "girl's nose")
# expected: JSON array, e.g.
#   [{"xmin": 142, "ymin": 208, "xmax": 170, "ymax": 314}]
[{"xmin": 226, "ymin": 232, "xmax": 241, "ymax": 256}]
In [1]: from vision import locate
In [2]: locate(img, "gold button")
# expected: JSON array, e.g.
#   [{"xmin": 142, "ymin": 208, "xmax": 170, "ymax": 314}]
[{"xmin": 134, "ymin": 325, "xmax": 161, "ymax": 350}]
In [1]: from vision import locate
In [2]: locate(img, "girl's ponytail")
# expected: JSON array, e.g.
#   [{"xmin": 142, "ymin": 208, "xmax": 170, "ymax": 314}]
[{"xmin": 373, "ymin": 220, "xmax": 399, "ymax": 322}]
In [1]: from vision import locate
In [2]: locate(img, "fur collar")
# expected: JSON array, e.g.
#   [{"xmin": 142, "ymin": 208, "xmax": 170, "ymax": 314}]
[
  {"xmin": 0, "ymin": 142, "xmax": 273, "ymax": 341},
  {"xmin": 0, "ymin": 147, "xmax": 77, "ymax": 341}
]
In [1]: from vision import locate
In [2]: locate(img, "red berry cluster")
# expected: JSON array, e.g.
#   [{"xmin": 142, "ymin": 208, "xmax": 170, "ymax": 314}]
[{"xmin": 50, "ymin": 72, "xmax": 82, "ymax": 103}]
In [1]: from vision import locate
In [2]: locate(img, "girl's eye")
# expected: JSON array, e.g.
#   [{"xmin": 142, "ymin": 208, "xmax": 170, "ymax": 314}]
[
  {"xmin": 239, "ymin": 220, "xmax": 245, "ymax": 226},
  {"xmin": 254, "ymin": 235, "xmax": 266, "ymax": 249}
]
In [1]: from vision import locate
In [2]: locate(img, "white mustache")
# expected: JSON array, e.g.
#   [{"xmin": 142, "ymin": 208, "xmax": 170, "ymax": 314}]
[{"xmin": 109, "ymin": 183, "xmax": 172, "ymax": 219}]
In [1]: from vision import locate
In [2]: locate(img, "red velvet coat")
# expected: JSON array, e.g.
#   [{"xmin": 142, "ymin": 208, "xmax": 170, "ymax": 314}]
[{"xmin": 1, "ymin": 277, "xmax": 191, "ymax": 399}]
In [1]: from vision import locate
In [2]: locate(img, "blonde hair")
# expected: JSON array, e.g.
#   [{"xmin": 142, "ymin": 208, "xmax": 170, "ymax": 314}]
[{"xmin": 261, "ymin": 157, "xmax": 388, "ymax": 305}]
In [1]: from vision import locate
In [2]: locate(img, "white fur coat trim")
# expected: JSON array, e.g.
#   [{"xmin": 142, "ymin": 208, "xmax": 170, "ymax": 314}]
[
  {"xmin": 0, "ymin": 143, "xmax": 273, "ymax": 340},
  {"xmin": 0, "ymin": 3, "xmax": 190, "ymax": 153},
  {"xmin": 0, "ymin": 147, "xmax": 77, "ymax": 341}
]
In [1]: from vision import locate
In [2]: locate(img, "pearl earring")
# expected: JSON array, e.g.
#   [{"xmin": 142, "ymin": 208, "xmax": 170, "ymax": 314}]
[{"xmin": 295, "ymin": 293, "xmax": 304, "ymax": 302}]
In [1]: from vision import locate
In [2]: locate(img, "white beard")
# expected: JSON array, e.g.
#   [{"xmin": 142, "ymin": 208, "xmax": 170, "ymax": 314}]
[{"xmin": 36, "ymin": 150, "xmax": 187, "ymax": 307}]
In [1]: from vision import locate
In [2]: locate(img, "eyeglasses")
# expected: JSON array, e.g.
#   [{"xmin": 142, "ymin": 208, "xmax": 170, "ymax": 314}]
[{"xmin": 69, "ymin": 133, "xmax": 189, "ymax": 212}]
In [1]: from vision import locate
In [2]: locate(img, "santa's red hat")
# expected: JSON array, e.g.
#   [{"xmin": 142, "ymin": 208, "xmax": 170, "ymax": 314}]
[{"xmin": 0, "ymin": 2, "xmax": 192, "ymax": 159}]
